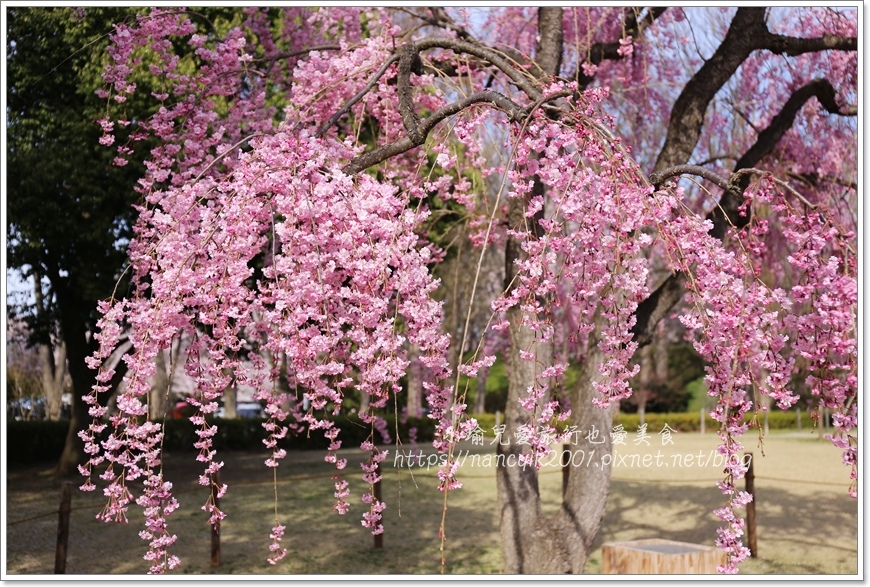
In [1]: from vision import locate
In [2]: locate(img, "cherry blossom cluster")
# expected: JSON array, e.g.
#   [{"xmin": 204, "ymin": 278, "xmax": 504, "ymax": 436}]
[{"xmin": 747, "ymin": 180, "xmax": 858, "ymax": 493}]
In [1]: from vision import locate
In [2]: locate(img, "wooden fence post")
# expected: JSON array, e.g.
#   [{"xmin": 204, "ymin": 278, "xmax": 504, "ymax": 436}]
[
  {"xmin": 54, "ymin": 481, "xmax": 72, "ymax": 574},
  {"xmin": 745, "ymin": 453, "xmax": 757, "ymax": 558},
  {"xmin": 211, "ymin": 470, "xmax": 221, "ymax": 568},
  {"xmin": 373, "ymin": 463, "xmax": 383, "ymax": 549}
]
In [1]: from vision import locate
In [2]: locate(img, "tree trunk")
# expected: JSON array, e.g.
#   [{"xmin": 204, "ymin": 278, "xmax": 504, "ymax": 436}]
[
  {"xmin": 33, "ymin": 270, "xmax": 67, "ymax": 421},
  {"xmin": 474, "ymin": 365, "xmax": 489, "ymax": 414},
  {"xmin": 55, "ymin": 311, "xmax": 98, "ymax": 477},
  {"xmin": 53, "ymin": 280, "xmax": 127, "ymax": 477},
  {"xmin": 495, "ymin": 8, "xmax": 616, "ymax": 574},
  {"xmin": 40, "ymin": 342, "xmax": 66, "ymax": 421},
  {"xmin": 496, "ymin": 7, "xmax": 616, "ymax": 572},
  {"xmin": 222, "ymin": 367, "xmax": 238, "ymax": 419},
  {"xmin": 497, "ymin": 335, "xmax": 612, "ymax": 573},
  {"xmin": 406, "ymin": 343, "xmax": 424, "ymax": 418},
  {"xmin": 149, "ymin": 348, "xmax": 171, "ymax": 420}
]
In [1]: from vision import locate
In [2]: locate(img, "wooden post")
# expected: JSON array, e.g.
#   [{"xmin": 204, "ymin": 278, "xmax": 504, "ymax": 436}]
[
  {"xmin": 373, "ymin": 463, "xmax": 383, "ymax": 549},
  {"xmin": 700, "ymin": 408, "xmax": 705, "ymax": 435},
  {"xmin": 744, "ymin": 453, "xmax": 757, "ymax": 558},
  {"xmin": 561, "ymin": 443, "xmax": 570, "ymax": 498},
  {"xmin": 796, "ymin": 408, "xmax": 802, "ymax": 432},
  {"xmin": 54, "ymin": 481, "xmax": 73, "ymax": 574},
  {"xmin": 211, "ymin": 471, "xmax": 221, "ymax": 568}
]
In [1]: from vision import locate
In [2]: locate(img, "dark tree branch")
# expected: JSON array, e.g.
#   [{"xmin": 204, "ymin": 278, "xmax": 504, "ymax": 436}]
[
  {"xmin": 342, "ymin": 91, "xmax": 528, "ymax": 175},
  {"xmin": 397, "ymin": 44, "xmax": 424, "ymax": 142},
  {"xmin": 733, "ymin": 78, "xmax": 856, "ymax": 180},
  {"xmin": 338, "ymin": 34, "xmax": 556, "ymax": 175},
  {"xmin": 649, "ymin": 164, "xmax": 730, "ymax": 191},
  {"xmin": 653, "ymin": 8, "xmax": 769, "ymax": 172},
  {"xmin": 631, "ymin": 273, "xmax": 686, "ymax": 347},
  {"xmin": 426, "ymin": 7, "xmax": 473, "ymax": 40},
  {"xmin": 653, "ymin": 7, "xmax": 857, "ymax": 173},
  {"xmin": 764, "ymin": 31, "xmax": 858, "ymax": 56}
]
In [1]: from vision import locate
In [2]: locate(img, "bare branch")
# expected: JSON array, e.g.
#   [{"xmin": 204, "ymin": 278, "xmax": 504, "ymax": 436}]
[
  {"xmin": 649, "ymin": 164, "xmax": 730, "ymax": 190},
  {"xmin": 734, "ymin": 78, "xmax": 857, "ymax": 178}
]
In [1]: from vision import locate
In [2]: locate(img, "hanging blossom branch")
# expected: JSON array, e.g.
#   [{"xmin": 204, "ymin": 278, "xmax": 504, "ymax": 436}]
[{"xmin": 80, "ymin": 6, "xmax": 856, "ymax": 576}]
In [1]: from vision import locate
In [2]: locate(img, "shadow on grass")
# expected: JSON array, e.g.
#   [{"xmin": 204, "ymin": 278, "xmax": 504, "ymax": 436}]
[{"xmin": 589, "ymin": 478, "xmax": 858, "ymax": 575}]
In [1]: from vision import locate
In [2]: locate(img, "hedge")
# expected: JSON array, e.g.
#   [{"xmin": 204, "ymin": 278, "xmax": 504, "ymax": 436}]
[
  {"xmin": 4, "ymin": 409, "xmax": 820, "ymax": 468},
  {"xmin": 467, "ymin": 409, "xmax": 817, "ymax": 436},
  {"xmin": 5, "ymin": 415, "xmax": 436, "ymax": 467},
  {"xmin": 613, "ymin": 409, "xmax": 816, "ymax": 433},
  {"xmin": 6, "ymin": 420, "xmax": 70, "ymax": 466}
]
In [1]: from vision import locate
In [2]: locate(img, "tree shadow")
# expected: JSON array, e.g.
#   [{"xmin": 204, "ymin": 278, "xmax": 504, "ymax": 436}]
[{"xmin": 589, "ymin": 478, "xmax": 858, "ymax": 575}]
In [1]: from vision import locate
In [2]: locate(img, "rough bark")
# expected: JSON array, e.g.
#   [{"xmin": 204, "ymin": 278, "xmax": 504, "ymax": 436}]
[
  {"xmin": 40, "ymin": 342, "xmax": 67, "ymax": 421},
  {"xmin": 148, "ymin": 349, "xmax": 171, "ymax": 420},
  {"xmin": 406, "ymin": 343, "xmax": 424, "ymax": 418},
  {"xmin": 32, "ymin": 269, "xmax": 67, "ymax": 421},
  {"xmin": 496, "ymin": 8, "xmax": 615, "ymax": 574}
]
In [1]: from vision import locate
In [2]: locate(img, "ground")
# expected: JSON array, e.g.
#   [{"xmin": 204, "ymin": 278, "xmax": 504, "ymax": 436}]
[{"xmin": 4, "ymin": 430, "xmax": 858, "ymax": 576}]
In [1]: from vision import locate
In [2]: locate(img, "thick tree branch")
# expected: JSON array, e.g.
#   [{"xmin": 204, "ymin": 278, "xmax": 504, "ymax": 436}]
[
  {"xmin": 653, "ymin": 8, "xmax": 769, "ymax": 172},
  {"xmin": 338, "ymin": 34, "xmax": 554, "ymax": 175},
  {"xmin": 397, "ymin": 44, "xmax": 424, "ymax": 143},
  {"xmin": 649, "ymin": 164, "xmax": 730, "ymax": 191},
  {"xmin": 733, "ymin": 78, "xmax": 856, "ymax": 178},
  {"xmin": 631, "ymin": 273, "xmax": 686, "ymax": 347},
  {"xmin": 764, "ymin": 31, "xmax": 858, "ymax": 55},
  {"xmin": 342, "ymin": 91, "xmax": 528, "ymax": 175},
  {"xmin": 653, "ymin": 7, "xmax": 857, "ymax": 173}
]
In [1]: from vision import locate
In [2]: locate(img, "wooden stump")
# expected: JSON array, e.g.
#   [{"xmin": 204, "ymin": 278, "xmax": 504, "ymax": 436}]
[{"xmin": 602, "ymin": 539, "xmax": 725, "ymax": 574}]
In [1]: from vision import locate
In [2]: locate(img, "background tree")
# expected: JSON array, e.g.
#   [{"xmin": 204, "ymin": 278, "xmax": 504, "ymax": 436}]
[
  {"xmin": 5, "ymin": 7, "xmax": 158, "ymax": 473},
  {"xmin": 52, "ymin": 6, "xmax": 856, "ymax": 574}
]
